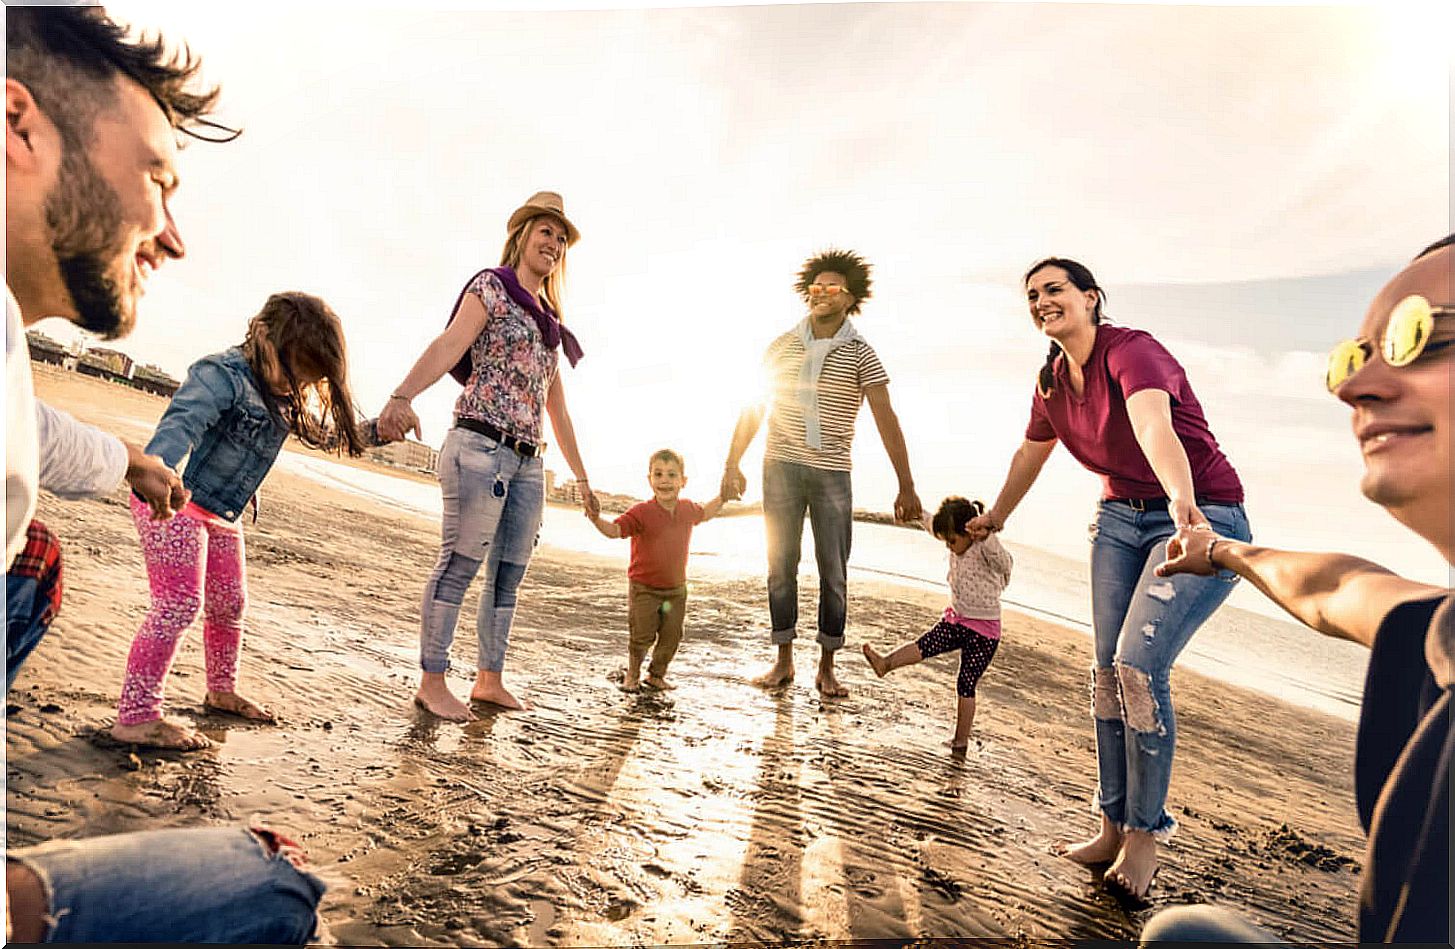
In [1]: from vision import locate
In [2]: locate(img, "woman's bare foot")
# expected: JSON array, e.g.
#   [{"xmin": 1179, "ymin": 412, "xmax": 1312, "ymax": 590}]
[
  {"xmin": 1105, "ymin": 829, "xmax": 1160, "ymax": 900},
  {"xmin": 1054, "ymin": 814, "xmax": 1123, "ymax": 867},
  {"xmin": 643, "ymin": 674, "xmax": 675, "ymax": 691},
  {"xmin": 751, "ymin": 663, "xmax": 794, "ymax": 689},
  {"xmin": 203, "ymin": 691, "xmax": 276, "ymax": 722},
  {"xmin": 414, "ymin": 675, "xmax": 475, "ymax": 722},
  {"xmin": 861, "ymin": 643, "xmax": 889, "ymax": 677},
  {"xmin": 619, "ymin": 668, "xmax": 642, "ymax": 693},
  {"xmin": 470, "ymin": 670, "xmax": 530, "ymax": 710},
  {"xmin": 110, "ymin": 717, "xmax": 212, "ymax": 751}
]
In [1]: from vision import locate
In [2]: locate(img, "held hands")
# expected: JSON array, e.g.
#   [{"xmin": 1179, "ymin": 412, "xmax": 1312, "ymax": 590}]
[
  {"xmin": 965, "ymin": 510, "xmax": 1004, "ymax": 541},
  {"xmin": 579, "ymin": 483, "xmax": 601, "ymax": 520},
  {"xmin": 720, "ymin": 466, "xmax": 747, "ymax": 503},
  {"xmin": 1156, "ymin": 525, "xmax": 1222, "ymax": 577},
  {"xmin": 1169, "ymin": 495, "xmax": 1211, "ymax": 533},
  {"xmin": 126, "ymin": 452, "xmax": 189, "ymax": 521},
  {"xmin": 893, "ymin": 488, "xmax": 923, "ymax": 524},
  {"xmin": 377, "ymin": 395, "xmax": 422, "ymax": 443}
]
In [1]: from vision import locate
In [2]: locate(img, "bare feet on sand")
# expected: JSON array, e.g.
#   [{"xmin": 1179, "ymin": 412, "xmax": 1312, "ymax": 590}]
[
  {"xmin": 110, "ymin": 717, "xmax": 212, "ymax": 751},
  {"xmin": 815, "ymin": 664, "xmax": 849, "ymax": 698},
  {"xmin": 1053, "ymin": 814, "xmax": 1123, "ymax": 867},
  {"xmin": 619, "ymin": 669, "xmax": 642, "ymax": 693},
  {"xmin": 1105, "ymin": 829, "xmax": 1159, "ymax": 900},
  {"xmin": 414, "ymin": 674, "xmax": 475, "ymax": 722},
  {"xmin": 751, "ymin": 664, "xmax": 794, "ymax": 689},
  {"xmin": 643, "ymin": 674, "xmax": 675, "ymax": 691},
  {"xmin": 861, "ymin": 643, "xmax": 889, "ymax": 677},
  {"xmin": 470, "ymin": 671, "xmax": 530, "ymax": 711},
  {"xmin": 203, "ymin": 690, "xmax": 276, "ymax": 722}
]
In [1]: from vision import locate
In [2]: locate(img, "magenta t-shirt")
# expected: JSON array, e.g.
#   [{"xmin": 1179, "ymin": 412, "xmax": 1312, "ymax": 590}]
[{"xmin": 1025, "ymin": 325, "xmax": 1243, "ymax": 502}]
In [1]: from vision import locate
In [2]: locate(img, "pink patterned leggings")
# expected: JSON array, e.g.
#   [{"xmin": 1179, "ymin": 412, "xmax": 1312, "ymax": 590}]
[{"xmin": 117, "ymin": 495, "xmax": 248, "ymax": 725}]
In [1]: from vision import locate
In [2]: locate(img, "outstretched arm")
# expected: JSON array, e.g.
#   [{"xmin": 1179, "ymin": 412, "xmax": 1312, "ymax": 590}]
[
  {"xmin": 969, "ymin": 437, "xmax": 1057, "ymax": 537},
  {"xmin": 545, "ymin": 373, "xmax": 598, "ymax": 519},
  {"xmin": 587, "ymin": 511, "xmax": 622, "ymax": 539},
  {"xmin": 863, "ymin": 384, "xmax": 921, "ymax": 522},
  {"xmin": 377, "ymin": 292, "xmax": 489, "ymax": 442},
  {"xmin": 1125, "ymin": 388, "xmax": 1205, "ymax": 531},
  {"xmin": 700, "ymin": 495, "xmax": 727, "ymax": 523},
  {"xmin": 1158, "ymin": 530, "xmax": 1443, "ymax": 649},
  {"xmin": 720, "ymin": 403, "xmax": 764, "ymax": 501}
]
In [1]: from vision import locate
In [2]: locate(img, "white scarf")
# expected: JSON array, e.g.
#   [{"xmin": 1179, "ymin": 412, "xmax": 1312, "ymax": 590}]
[{"xmin": 796, "ymin": 316, "xmax": 861, "ymax": 450}]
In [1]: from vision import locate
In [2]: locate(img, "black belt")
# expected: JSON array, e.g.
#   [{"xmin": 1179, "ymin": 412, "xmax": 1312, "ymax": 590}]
[
  {"xmin": 455, "ymin": 417, "xmax": 544, "ymax": 458},
  {"xmin": 1105, "ymin": 496, "xmax": 1237, "ymax": 512}
]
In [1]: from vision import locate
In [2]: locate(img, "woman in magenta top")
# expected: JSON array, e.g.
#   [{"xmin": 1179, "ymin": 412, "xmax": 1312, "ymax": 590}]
[
  {"xmin": 970, "ymin": 257, "xmax": 1252, "ymax": 900},
  {"xmin": 378, "ymin": 192, "xmax": 598, "ymax": 722}
]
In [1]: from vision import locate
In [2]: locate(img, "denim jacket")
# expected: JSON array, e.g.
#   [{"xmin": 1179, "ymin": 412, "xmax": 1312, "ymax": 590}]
[{"xmin": 144, "ymin": 347, "xmax": 289, "ymax": 522}]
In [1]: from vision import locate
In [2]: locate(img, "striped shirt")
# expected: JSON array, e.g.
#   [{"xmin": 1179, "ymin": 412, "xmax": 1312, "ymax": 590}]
[{"xmin": 762, "ymin": 329, "xmax": 890, "ymax": 472}]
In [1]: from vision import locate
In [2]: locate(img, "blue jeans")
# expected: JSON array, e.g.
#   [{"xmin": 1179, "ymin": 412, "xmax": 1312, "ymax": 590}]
[
  {"xmin": 763, "ymin": 460, "xmax": 853, "ymax": 651},
  {"xmin": 420, "ymin": 427, "xmax": 544, "ymax": 674},
  {"xmin": 6, "ymin": 572, "xmax": 54, "ymax": 693},
  {"xmin": 1087, "ymin": 500, "xmax": 1251, "ymax": 836},
  {"xmin": 6, "ymin": 826, "xmax": 326, "ymax": 943},
  {"xmin": 1141, "ymin": 905, "xmax": 1281, "ymax": 943}
]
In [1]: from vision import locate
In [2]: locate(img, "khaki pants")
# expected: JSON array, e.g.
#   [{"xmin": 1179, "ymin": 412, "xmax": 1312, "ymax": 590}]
[{"xmin": 628, "ymin": 581, "xmax": 688, "ymax": 678}]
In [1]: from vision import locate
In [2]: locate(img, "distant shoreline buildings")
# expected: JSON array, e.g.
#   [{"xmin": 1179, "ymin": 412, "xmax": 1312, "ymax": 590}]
[{"xmin": 27, "ymin": 329, "xmax": 182, "ymax": 398}]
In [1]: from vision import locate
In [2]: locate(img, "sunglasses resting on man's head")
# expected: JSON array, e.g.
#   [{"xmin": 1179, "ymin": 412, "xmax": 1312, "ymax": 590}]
[{"xmin": 1325, "ymin": 294, "xmax": 1455, "ymax": 393}]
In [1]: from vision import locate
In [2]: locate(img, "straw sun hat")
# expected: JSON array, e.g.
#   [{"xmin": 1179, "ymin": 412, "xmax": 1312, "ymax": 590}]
[{"xmin": 506, "ymin": 191, "xmax": 580, "ymax": 246}]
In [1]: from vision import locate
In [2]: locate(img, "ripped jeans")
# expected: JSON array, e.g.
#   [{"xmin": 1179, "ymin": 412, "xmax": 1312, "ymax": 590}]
[
  {"xmin": 5, "ymin": 825, "xmax": 325, "ymax": 943},
  {"xmin": 1087, "ymin": 500, "xmax": 1251, "ymax": 837},
  {"xmin": 419, "ymin": 426, "xmax": 543, "ymax": 674}
]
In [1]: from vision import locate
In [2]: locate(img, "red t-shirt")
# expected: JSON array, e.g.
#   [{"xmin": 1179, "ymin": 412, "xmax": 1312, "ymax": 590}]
[
  {"xmin": 615, "ymin": 498, "xmax": 706, "ymax": 588},
  {"xmin": 1025, "ymin": 325, "xmax": 1243, "ymax": 502}
]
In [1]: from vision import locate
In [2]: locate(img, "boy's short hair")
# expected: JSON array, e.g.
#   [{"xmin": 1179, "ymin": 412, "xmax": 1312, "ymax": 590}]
[
  {"xmin": 648, "ymin": 448, "xmax": 685, "ymax": 472},
  {"xmin": 932, "ymin": 496, "xmax": 985, "ymax": 538}
]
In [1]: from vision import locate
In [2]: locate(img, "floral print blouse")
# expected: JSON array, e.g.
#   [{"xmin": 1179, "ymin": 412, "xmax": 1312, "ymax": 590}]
[{"xmin": 453, "ymin": 270, "xmax": 558, "ymax": 445}]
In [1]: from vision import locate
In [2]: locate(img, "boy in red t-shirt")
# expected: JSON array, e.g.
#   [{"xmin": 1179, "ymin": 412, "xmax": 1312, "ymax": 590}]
[{"xmin": 588, "ymin": 449, "xmax": 726, "ymax": 691}]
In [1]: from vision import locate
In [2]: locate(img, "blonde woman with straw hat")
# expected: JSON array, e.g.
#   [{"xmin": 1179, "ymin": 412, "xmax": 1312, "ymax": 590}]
[{"xmin": 378, "ymin": 192, "xmax": 598, "ymax": 720}]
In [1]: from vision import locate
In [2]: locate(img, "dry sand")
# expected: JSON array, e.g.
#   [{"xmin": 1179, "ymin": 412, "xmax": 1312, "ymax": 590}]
[{"xmin": 6, "ymin": 366, "xmax": 1365, "ymax": 945}]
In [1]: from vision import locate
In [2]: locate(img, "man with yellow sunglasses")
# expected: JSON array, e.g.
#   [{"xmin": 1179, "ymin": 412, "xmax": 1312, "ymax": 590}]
[{"xmin": 1141, "ymin": 234, "xmax": 1453, "ymax": 945}]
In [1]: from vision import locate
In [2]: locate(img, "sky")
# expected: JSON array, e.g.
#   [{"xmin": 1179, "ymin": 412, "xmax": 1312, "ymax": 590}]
[{"xmin": 33, "ymin": 0, "xmax": 1454, "ymax": 591}]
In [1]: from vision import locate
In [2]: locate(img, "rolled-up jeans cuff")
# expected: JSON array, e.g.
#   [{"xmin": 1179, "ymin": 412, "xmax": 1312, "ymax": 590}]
[
  {"xmin": 7, "ymin": 826, "xmax": 327, "ymax": 944},
  {"xmin": 1125, "ymin": 814, "xmax": 1179, "ymax": 843},
  {"xmin": 770, "ymin": 627, "xmax": 797, "ymax": 645},
  {"xmin": 419, "ymin": 657, "xmax": 450, "ymax": 674},
  {"xmin": 815, "ymin": 631, "xmax": 845, "ymax": 652}
]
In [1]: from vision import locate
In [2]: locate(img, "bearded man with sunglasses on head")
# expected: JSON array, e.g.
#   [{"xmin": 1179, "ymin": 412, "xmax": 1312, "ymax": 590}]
[
  {"xmin": 1142, "ymin": 235, "xmax": 1453, "ymax": 945},
  {"xmin": 6, "ymin": 7, "xmax": 325, "ymax": 943},
  {"xmin": 721, "ymin": 249, "xmax": 923, "ymax": 698}
]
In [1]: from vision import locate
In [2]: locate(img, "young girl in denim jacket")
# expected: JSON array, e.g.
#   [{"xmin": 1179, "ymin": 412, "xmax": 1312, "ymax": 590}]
[
  {"xmin": 862, "ymin": 496, "xmax": 1013, "ymax": 752},
  {"xmin": 110, "ymin": 292, "xmax": 370, "ymax": 750}
]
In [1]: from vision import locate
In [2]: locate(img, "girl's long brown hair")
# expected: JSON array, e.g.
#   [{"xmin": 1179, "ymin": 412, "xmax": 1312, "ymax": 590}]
[{"xmin": 242, "ymin": 291, "xmax": 367, "ymax": 457}]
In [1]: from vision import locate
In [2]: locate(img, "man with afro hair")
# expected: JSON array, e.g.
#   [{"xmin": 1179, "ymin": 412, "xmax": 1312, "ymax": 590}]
[{"xmin": 721, "ymin": 249, "xmax": 922, "ymax": 697}]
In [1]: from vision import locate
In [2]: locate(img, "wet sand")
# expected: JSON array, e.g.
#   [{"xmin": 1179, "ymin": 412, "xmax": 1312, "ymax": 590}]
[{"xmin": 6, "ymin": 366, "xmax": 1365, "ymax": 945}]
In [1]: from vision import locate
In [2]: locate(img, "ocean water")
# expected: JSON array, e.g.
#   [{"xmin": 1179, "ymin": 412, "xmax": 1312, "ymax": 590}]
[{"xmin": 280, "ymin": 452, "xmax": 1367, "ymax": 722}]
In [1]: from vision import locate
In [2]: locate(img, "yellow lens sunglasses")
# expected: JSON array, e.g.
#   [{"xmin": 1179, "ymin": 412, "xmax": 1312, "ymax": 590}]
[{"xmin": 1325, "ymin": 294, "xmax": 1455, "ymax": 393}]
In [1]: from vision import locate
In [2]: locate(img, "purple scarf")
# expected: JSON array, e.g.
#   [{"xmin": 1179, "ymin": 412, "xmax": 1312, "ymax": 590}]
[{"xmin": 446, "ymin": 266, "xmax": 584, "ymax": 385}]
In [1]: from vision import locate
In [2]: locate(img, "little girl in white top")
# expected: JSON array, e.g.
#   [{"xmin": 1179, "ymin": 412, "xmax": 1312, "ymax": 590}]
[{"xmin": 863, "ymin": 496, "xmax": 1013, "ymax": 751}]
